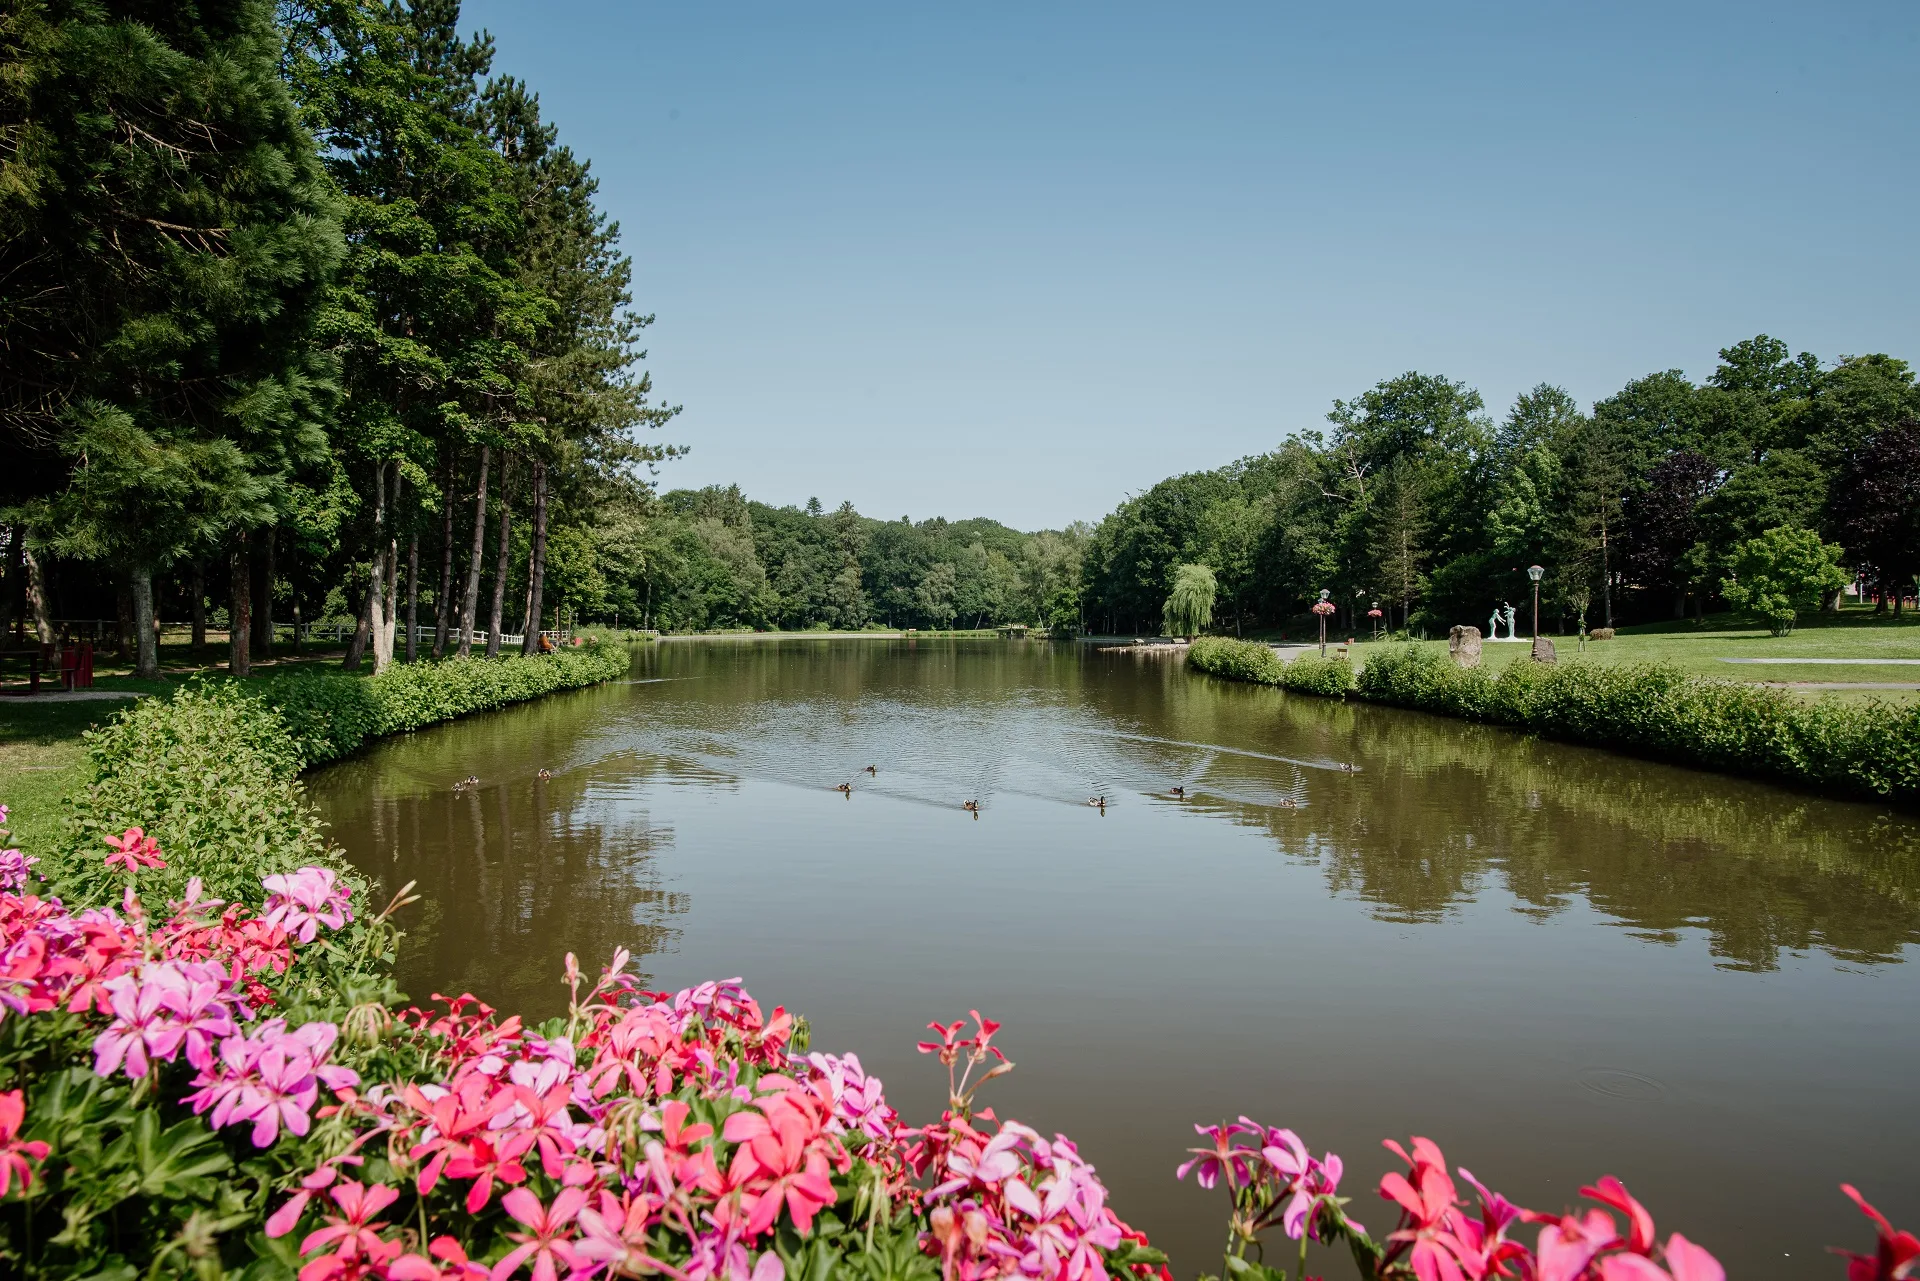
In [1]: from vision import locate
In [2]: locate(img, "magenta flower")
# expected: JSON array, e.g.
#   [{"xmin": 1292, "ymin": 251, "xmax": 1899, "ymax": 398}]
[
  {"xmin": 90, "ymin": 960, "xmax": 237, "ymax": 1078},
  {"xmin": 103, "ymin": 827, "xmax": 166, "ymax": 874},
  {"xmin": 298, "ymin": 1180, "xmax": 402, "ymax": 1278},
  {"xmin": 806, "ymin": 1051, "xmax": 897, "ymax": 1140},
  {"xmin": 0, "ymin": 849, "xmax": 37, "ymax": 892},
  {"xmin": 492, "ymin": 1185, "xmax": 587, "ymax": 1281},
  {"xmin": 1176, "ymin": 1121, "xmax": 1262, "ymax": 1191},
  {"xmin": 184, "ymin": 1019, "xmax": 359, "ymax": 1147},
  {"xmin": 260, "ymin": 868, "xmax": 353, "ymax": 944}
]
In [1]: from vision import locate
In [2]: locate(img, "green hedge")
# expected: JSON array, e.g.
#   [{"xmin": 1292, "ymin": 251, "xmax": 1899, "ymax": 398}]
[
  {"xmin": 1354, "ymin": 644, "xmax": 1920, "ymax": 804},
  {"xmin": 56, "ymin": 682, "xmax": 346, "ymax": 907},
  {"xmin": 45, "ymin": 642, "xmax": 632, "ymax": 901},
  {"xmin": 1188, "ymin": 636, "xmax": 1355, "ymax": 695},
  {"xmin": 264, "ymin": 641, "xmax": 631, "ymax": 765}
]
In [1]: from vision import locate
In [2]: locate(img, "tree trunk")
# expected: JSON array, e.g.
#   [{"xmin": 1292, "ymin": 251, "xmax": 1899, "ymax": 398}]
[
  {"xmin": 382, "ymin": 466, "xmax": 403, "ymax": 663},
  {"xmin": 370, "ymin": 461, "xmax": 394, "ymax": 673},
  {"xmin": 344, "ymin": 575, "xmax": 373, "ymax": 669},
  {"xmin": 458, "ymin": 446, "xmax": 491, "ymax": 658},
  {"xmin": 3, "ymin": 527, "xmax": 21, "ymax": 642},
  {"xmin": 230, "ymin": 532, "xmax": 252, "ymax": 678},
  {"xmin": 131, "ymin": 567, "xmax": 160, "ymax": 679},
  {"xmin": 1600, "ymin": 522, "xmax": 1614, "ymax": 629},
  {"xmin": 406, "ymin": 533, "xmax": 420, "ymax": 662},
  {"xmin": 483, "ymin": 468, "xmax": 506, "ymax": 660},
  {"xmin": 521, "ymin": 461, "xmax": 548, "ymax": 655},
  {"xmin": 190, "ymin": 561, "xmax": 207, "ymax": 652},
  {"xmin": 115, "ymin": 585, "xmax": 134, "ymax": 659},
  {"xmin": 434, "ymin": 457, "xmax": 455, "ymax": 658},
  {"xmin": 22, "ymin": 542, "xmax": 51, "ymax": 647},
  {"xmin": 253, "ymin": 530, "xmax": 275, "ymax": 657}
]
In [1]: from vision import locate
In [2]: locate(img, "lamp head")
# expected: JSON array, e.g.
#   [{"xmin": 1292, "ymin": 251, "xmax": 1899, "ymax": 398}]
[
  {"xmin": 1318, "ymin": 589, "xmax": 1330, "ymax": 602},
  {"xmin": 1527, "ymin": 564, "xmax": 1545, "ymax": 582}
]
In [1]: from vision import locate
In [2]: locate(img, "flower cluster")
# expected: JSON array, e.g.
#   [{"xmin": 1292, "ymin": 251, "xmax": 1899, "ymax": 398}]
[
  {"xmin": 103, "ymin": 825, "xmax": 167, "ymax": 873},
  {"xmin": 1176, "ymin": 1117, "xmax": 1353, "ymax": 1249},
  {"xmin": 262, "ymin": 867, "xmax": 355, "ymax": 943},
  {"xmin": 184, "ymin": 1018, "xmax": 362, "ymax": 1147}
]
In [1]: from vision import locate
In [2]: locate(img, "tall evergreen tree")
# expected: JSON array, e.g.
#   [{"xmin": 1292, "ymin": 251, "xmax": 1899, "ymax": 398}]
[{"xmin": 1, "ymin": 0, "xmax": 342, "ymax": 677}]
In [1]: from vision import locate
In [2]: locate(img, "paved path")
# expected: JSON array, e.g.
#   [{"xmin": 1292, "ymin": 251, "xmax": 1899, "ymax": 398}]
[
  {"xmin": 1757, "ymin": 681, "xmax": 1920, "ymax": 691},
  {"xmin": 0, "ymin": 689, "xmax": 142, "ymax": 703},
  {"xmin": 1719, "ymin": 657, "xmax": 1920, "ymax": 665}
]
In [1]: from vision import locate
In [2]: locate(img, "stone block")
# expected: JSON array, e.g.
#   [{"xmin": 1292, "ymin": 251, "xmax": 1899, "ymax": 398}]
[
  {"xmin": 1531, "ymin": 635, "xmax": 1557, "ymax": 663},
  {"xmin": 1448, "ymin": 625, "xmax": 1482, "ymax": 668}
]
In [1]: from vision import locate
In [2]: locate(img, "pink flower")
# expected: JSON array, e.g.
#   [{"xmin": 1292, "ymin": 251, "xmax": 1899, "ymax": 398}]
[
  {"xmin": 90, "ymin": 960, "xmax": 238, "ymax": 1078},
  {"xmin": 1175, "ymin": 1121, "xmax": 1262, "ymax": 1191},
  {"xmin": 260, "ymin": 868, "xmax": 353, "ymax": 943},
  {"xmin": 1838, "ymin": 1185, "xmax": 1920, "ymax": 1281},
  {"xmin": 0, "ymin": 1089, "xmax": 50, "ymax": 1198},
  {"xmin": 103, "ymin": 827, "xmax": 166, "ymax": 873},
  {"xmin": 491, "ymin": 1186, "xmax": 587, "ymax": 1281},
  {"xmin": 184, "ymin": 1019, "xmax": 359, "ymax": 1147},
  {"xmin": 806, "ymin": 1051, "xmax": 897, "ymax": 1140},
  {"xmin": 298, "ymin": 1180, "xmax": 401, "ymax": 1281},
  {"xmin": 0, "ymin": 848, "xmax": 37, "ymax": 892}
]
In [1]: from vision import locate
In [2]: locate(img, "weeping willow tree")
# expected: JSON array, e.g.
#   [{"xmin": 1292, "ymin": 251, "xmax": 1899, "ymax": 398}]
[{"xmin": 1163, "ymin": 562, "xmax": 1217, "ymax": 639}]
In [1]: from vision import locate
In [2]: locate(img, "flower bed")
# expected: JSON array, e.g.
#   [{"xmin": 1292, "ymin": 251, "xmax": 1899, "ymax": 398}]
[
  {"xmin": 1, "ymin": 802, "xmax": 1913, "ymax": 1280},
  {"xmin": 1187, "ymin": 639, "xmax": 1354, "ymax": 697}
]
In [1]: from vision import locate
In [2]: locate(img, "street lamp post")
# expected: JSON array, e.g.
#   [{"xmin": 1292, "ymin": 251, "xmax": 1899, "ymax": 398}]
[
  {"xmin": 1314, "ymin": 589, "xmax": 1333, "ymax": 657},
  {"xmin": 1527, "ymin": 564, "xmax": 1545, "ymax": 639}
]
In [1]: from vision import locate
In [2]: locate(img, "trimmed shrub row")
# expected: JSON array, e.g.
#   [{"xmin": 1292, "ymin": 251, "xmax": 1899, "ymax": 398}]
[
  {"xmin": 49, "ymin": 643, "xmax": 633, "ymax": 903},
  {"xmin": 1189, "ymin": 635, "xmax": 1920, "ymax": 804},
  {"xmin": 264, "ymin": 641, "xmax": 631, "ymax": 765},
  {"xmin": 1188, "ymin": 636, "xmax": 1356, "ymax": 696},
  {"xmin": 1355, "ymin": 644, "xmax": 1920, "ymax": 804}
]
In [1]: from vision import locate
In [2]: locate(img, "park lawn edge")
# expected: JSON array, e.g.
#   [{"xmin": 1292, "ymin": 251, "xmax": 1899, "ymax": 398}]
[{"xmin": 1187, "ymin": 635, "xmax": 1920, "ymax": 807}]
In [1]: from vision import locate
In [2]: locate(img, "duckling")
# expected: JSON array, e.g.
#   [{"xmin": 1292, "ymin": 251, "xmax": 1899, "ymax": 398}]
[
  {"xmin": 962, "ymin": 799, "xmax": 979, "ymax": 813},
  {"xmin": 1168, "ymin": 785, "xmax": 1186, "ymax": 799},
  {"xmin": 834, "ymin": 782, "xmax": 853, "ymax": 795},
  {"xmin": 863, "ymin": 765, "xmax": 877, "ymax": 775},
  {"xmin": 1086, "ymin": 795, "xmax": 1106, "ymax": 807},
  {"xmin": 537, "ymin": 768, "xmax": 551, "ymax": 781}
]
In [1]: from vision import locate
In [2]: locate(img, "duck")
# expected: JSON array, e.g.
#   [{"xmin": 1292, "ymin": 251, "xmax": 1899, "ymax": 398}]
[
  {"xmin": 1340, "ymin": 763, "xmax": 1356, "ymax": 773},
  {"xmin": 1086, "ymin": 795, "xmax": 1106, "ymax": 808},
  {"xmin": 537, "ymin": 769, "xmax": 551, "ymax": 781},
  {"xmin": 834, "ymin": 782, "xmax": 853, "ymax": 795},
  {"xmin": 863, "ymin": 765, "xmax": 877, "ymax": 775},
  {"xmin": 1168, "ymin": 785, "xmax": 1186, "ymax": 799},
  {"xmin": 1279, "ymin": 798, "xmax": 1296, "ymax": 808},
  {"xmin": 962, "ymin": 799, "xmax": 979, "ymax": 813}
]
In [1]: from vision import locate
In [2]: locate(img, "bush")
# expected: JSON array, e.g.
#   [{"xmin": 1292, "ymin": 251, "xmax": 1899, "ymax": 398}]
[
  {"xmin": 1280, "ymin": 654, "xmax": 1354, "ymax": 697},
  {"xmin": 55, "ymin": 682, "xmax": 346, "ymax": 909},
  {"xmin": 1355, "ymin": 644, "xmax": 1920, "ymax": 804},
  {"xmin": 1188, "ymin": 636, "xmax": 1282, "ymax": 684},
  {"xmin": 1187, "ymin": 638, "xmax": 1355, "ymax": 697},
  {"xmin": 264, "ymin": 640, "xmax": 631, "ymax": 766}
]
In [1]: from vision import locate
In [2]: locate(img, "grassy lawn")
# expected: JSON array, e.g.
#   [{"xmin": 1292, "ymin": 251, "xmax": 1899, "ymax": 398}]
[
  {"xmin": 1344, "ymin": 604, "xmax": 1920, "ymax": 705},
  {"xmin": 1, "ymin": 637, "xmax": 356, "ymax": 855}
]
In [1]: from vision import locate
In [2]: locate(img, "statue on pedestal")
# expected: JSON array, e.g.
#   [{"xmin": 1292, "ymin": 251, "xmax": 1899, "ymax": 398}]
[
  {"xmin": 1502, "ymin": 603, "xmax": 1518, "ymax": 639},
  {"xmin": 1487, "ymin": 605, "xmax": 1503, "ymax": 640}
]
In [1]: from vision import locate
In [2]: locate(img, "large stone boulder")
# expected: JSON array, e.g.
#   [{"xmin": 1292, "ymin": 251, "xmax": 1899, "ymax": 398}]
[
  {"xmin": 1531, "ymin": 635, "xmax": 1557, "ymax": 664},
  {"xmin": 1448, "ymin": 625, "xmax": 1482, "ymax": 668}
]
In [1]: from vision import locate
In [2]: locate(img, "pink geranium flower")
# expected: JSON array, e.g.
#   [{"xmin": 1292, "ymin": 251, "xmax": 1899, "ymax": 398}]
[
  {"xmin": 492, "ymin": 1186, "xmax": 588, "ymax": 1281},
  {"xmin": 103, "ymin": 827, "xmax": 166, "ymax": 873},
  {"xmin": 91, "ymin": 960, "xmax": 238, "ymax": 1078},
  {"xmin": 184, "ymin": 1019, "xmax": 359, "ymax": 1147},
  {"xmin": 0, "ymin": 1089, "xmax": 50, "ymax": 1198},
  {"xmin": 260, "ymin": 868, "xmax": 353, "ymax": 943}
]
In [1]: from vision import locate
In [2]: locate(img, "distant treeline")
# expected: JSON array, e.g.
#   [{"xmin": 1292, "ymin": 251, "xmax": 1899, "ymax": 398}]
[
  {"xmin": 624, "ymin": 489, "xmax": 1086, "ymax": 633},
  {"xmin": 1079, "ymin": 336, "xmax": 1920, "ymax": 636}
]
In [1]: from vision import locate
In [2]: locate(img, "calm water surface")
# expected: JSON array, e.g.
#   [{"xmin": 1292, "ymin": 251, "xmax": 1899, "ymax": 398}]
[{"xmin": 307, "ymin": 640, "xmax": 1920, "ymax": 1280}]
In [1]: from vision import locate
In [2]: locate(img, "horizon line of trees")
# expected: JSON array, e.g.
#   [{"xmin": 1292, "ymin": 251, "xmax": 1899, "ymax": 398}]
[
  {"xmin": 1081, "ymin": 335, "xmax": 1920, "ymax": 638},
  {"xmin": 1, "ymin": 0, "xmax": 677, "ymax": 676}
]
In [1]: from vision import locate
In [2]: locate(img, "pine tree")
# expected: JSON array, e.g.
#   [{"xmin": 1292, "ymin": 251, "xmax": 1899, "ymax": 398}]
[{"xmin": 1, "ymin": 0, "xmax": 343, "ymax": 677}]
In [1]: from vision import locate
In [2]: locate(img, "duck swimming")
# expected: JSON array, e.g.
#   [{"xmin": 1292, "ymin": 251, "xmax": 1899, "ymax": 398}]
[
  {"xmin": 864, "ymin": 765, "xmax": 877, "ymax": 775},
  {"xmin": 834, "ymin": 782, "xmax": 853, "ymax": 794},
  {"xmin": 962, "ymin": 799, "xmax": 979, "ymax": 812},
  {"xmin": 1168, "ymin": 785, "xmax": 1186, "ymax": 798},
  {"xmin": 537, "ymin": 769, "xmax": 551, "ymax": 780}
]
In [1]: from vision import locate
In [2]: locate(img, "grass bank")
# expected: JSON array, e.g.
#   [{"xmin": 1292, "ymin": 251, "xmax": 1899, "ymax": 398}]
[
  {"xmin": 1188, "ymin": 634, "xmax": 1920, "ymax": 806},
  {"xmin": 1, "ymin": 641, "xmax": 632, "ymax": 869}
]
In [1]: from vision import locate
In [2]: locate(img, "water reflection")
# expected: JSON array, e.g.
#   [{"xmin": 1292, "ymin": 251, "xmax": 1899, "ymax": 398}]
[{"xmin": 305, "ymin": 640, "xmax": 1920, "ymax": 1280}]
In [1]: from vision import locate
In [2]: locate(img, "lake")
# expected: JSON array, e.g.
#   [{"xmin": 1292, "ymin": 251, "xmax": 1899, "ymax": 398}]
[{"xmin": 306, "ymin": 638, "xmax": 1920, "ymax": 1280}]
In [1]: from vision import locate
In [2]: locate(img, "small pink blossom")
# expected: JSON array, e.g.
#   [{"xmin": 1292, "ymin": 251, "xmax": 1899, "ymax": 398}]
[
  {"xmin": 103, "ymin": 827, "xmax": 166, "ymax": 873},
  {"xmin": 260, "ymin": 868, "xmax": 354, "ymax": 943},
  {"xmin": 90, "ymin": 960, "xmax": 238, "ymax": 1078}
]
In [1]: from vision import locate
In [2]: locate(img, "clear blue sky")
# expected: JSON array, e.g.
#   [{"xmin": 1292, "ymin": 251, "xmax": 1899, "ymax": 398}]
[{"xmin": 464, "ymin": 1, "xmax": 1920, "ymax": 531}]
